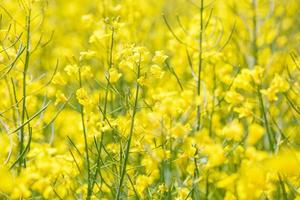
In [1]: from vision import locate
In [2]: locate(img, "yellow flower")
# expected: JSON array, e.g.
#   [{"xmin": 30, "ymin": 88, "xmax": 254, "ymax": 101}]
[
  {"xmin": 224, "ymin": 191, "xmax": 237, "ymax": 200},
  {"xmin": 55, "ymin": 90, "xmax": 68, "ymax": 106},
  {"xmin": 250, "ymin": 65, "xmax": 264, "ymax": 84},
  {"xmin": 141, "ymin": 156, "xmax": 157, "ymax": 173},
  {"xmin": 203, "ymin": 144, "xmax": 226, "ymax": 168},
  {"xmin": 135, "ymin": 175, "xmax": 152, "ymax": 195},
  {"xmin": 64, "ymin": 64, "xmax": 78, "ymax": 76},
  {"xmin": 137, "ymin": 76, "xmax": 149, "ymax": 86},
  {"xmin": 260, "ymin": 87, "xmax": 278, "ymax": 102},
  {"xmin": 233, "ymin": 69, "xmax": 252, "ymax": 90},
  {"xmin": 264, "ymin": 149, "xmax": 300, "ymax": 177},
  {"xmin": 108, "ymin": 68, "xmax": 122, "ymax": 83},
  {"xmin": 76, "ymin": 88, "xmax": 90, "ymax": 106},
  {"xmin": 271, "ymin": 74, "xmax": 289, "ymax": 92},
  {"xmin": 186, "ymin": 163, "xmax": 195, "ymax": 175},
  {"xmin": 219, "ymin": 119, "xmax": 244, "ymax": 141},
  {"xmin": 276, "ymin": 36, "xmax": 288, "ymax": 47},
  {"xmin": 89, "ymin": 29, "xmax": 110, "ymax": 43},
  {"xmin": 79, "ymin": 50, "xmax": 96, "ymax": 61},
  {"xmin": 52, "ymin": 72, "xmax": 66, "ymax": 85},
  {"xmin": 233, "ymin": 102, "xmax": 253, "ymax": 118},
  {"xmin": 81, "ymin": 14, "xmax": 94, "ymax": 25},
  {"xmin": 261, "ymin": 74, "xmax": 289, "ymax": 101},
  {"xmin": 150, "ymin": 64, "xmax": 164, "ymax": 79},
  {"xmin": 11, "ymin": 183, "xmax": 31, "ymax": 199},
  {"xmin": 247, "ymin": 123, "xmax": 265, "ymax": 145},
  {"xmin": 237, "ymin": 161, "xmax": 269, "ymax": 200},
  {"xmin": 158, "ymin": 184, "xmax": 167, "ymax": 193},
  {"xmin": 176, "ymin": 187, "xmax": 190, "ymax": 200},
  {"xmin": 0, "ymin": 166, "xmax": 14, "ymax": 193},
  {"xmin": 119, "ymin": 60, "xmax": 133, "ymax": 70},
  {"xmin": 171, "ymin": 123, "xmax": 190, "ymax": 138},
  {"xmin": 217, "ymin": 173, "xmax": 238, "ymax": 189},
  {"xmin": 225, "ymin": 90, "xmax": 244, "ymax": 105},
  {"xmin": 152, "ymin": 50, "xmax": 168, "ymax": 65},
  {"xmin": 81, "ymin": 65, "xmax": 94, "ymax": 78}
]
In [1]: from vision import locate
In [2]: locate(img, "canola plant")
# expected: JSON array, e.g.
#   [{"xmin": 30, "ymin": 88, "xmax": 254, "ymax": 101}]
[{"xmin": 0, "ymin": 0, "xmax": 300, "ymax": 199}]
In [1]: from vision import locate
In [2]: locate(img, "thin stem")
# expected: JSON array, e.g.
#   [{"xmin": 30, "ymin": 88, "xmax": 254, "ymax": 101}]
[
  {"xmin": 78, "ymin": 68, "xmax": 92, "ymax": 200},
  {"xmin": 257, "ymin": 85, "xmax": 275, "ymax": 152},
  {"xmin": 252, "ymin": 0, "xmax": 258, "ymax": 66},
  {"xmin": 197, "ymin": 0, "xmax": 204, "ymax": 131},
  {"xmin": 89, "ymin": 28, "xmax": 115, "ymax": 198},
  {"xmin": 115, "ymin": 56, "xmax": 141, "ymax": 200},
  {"xmin": 18, "ymin": 9, "xmax": 31, "ymax": 171},
  {"xmin": 191, "ymin": 148, "xmax": 200, "ymax": 198},
  {"xmin": 205, "ymin": 172, "xmax": 210, "ymax": 200},
  {"xmin": 251, "ymin": 0, "xmax": 274, "ymax": 152},
  {"xmin": 165, "ymin": 61, "xmax": 183, "ymax": 91},
  {"xmin": 209, "ymin": 64, "xmax": 216, "ymax": 137},
  {"xmin": 5, "ymin": 78, "xmax": 17, "ymax": 128}
]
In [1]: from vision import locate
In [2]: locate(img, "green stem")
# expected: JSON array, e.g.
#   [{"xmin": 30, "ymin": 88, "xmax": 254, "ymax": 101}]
[
  {"xmin": 19, "ymin": 9, "xmax": 31, "ymax": 171},
  {"xmin": 257, "ymin": 85, "xmax": 275, "ymax": 152},
  {"xmin": 209, "ymin": 65, "xmax": 216, "ymax": 137},
  {"xmin": 115, "ymin": 56, "xmax": 141, "ymax": 200},
  {"xmin": 78, "ymin": 68, "xmax": 92, "ymax": 200},
  {"xmin": 88, "ymin": 28, "xmax": 115, "ymax": 198},
  {"xmin": 251, "ymin": 0, "xmax": 275, "ymax": 151},
  {"xmin": 252, "ymin": 0, "xmax": 258, "ymax": 66},
  {"xmin": 197, "ymin": 0, "xmax": 204, "ymax": 131}
]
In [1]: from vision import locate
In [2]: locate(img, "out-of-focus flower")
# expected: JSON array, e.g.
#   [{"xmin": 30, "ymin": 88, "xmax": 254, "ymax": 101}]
[
  {"xmin": 64, "ymin": 64, "xmax": 78, "ymax": 76},
  {"xmin": 81, "ymin": 65, "xmax": 93, "ymax": 78},
  {"xmin": 79, "ymin": 50, "xmax": 96, "ymax": 61},
  {"xmin": 250, "ymin": 65, "xmax": 264, "ymax": 85},
  {"xmin": 261, "ymin": 74, "xmax": 289, "ymax": 101},
  {"xmin": 150, "ymin": 64, "xmax": 164, "ymax": 79},
  {"xmin": 152, "ymin": 51, "xmax": 168, "ymax": 65},
  {"xmin": 55, "ymin": 90, "xmax": 68, "ymax": 106},
  {"xmin": 0, "ymin": 166, "xmax": 14, "ymax": 193},
  {"xmin": 225, "ymin": 90, "xmax": 244, "ymax": 105},
  {"xmin": 108, "ymin": 68, "xmax": 122, "ymax": 83},
  {"xmin": 76, "ymin": 88, "xmax": 90, "ymax": 106},
  {"xmin": 219, "ymin": 119, "xmax": 244, "ymax": 141},
  {"xmin": 203, "ymin": 144, "xmax": 226, "ymax": 168},
  {"xmin": 247, "ymin": 123, "xmax": 265, "ymax": 145},
  {"xmin": 52, "ymin": 72, "xmax": 66, "ymax": 85},
  {"xmin": 89, "ymin": 29, "xmax": 110, "ymax": 43}
]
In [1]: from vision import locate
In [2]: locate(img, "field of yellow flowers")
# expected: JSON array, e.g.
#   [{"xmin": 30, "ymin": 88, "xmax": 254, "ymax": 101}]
[{"xmin": 0, "ymin": 0, "xmax": 300, "ymax": 199}]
